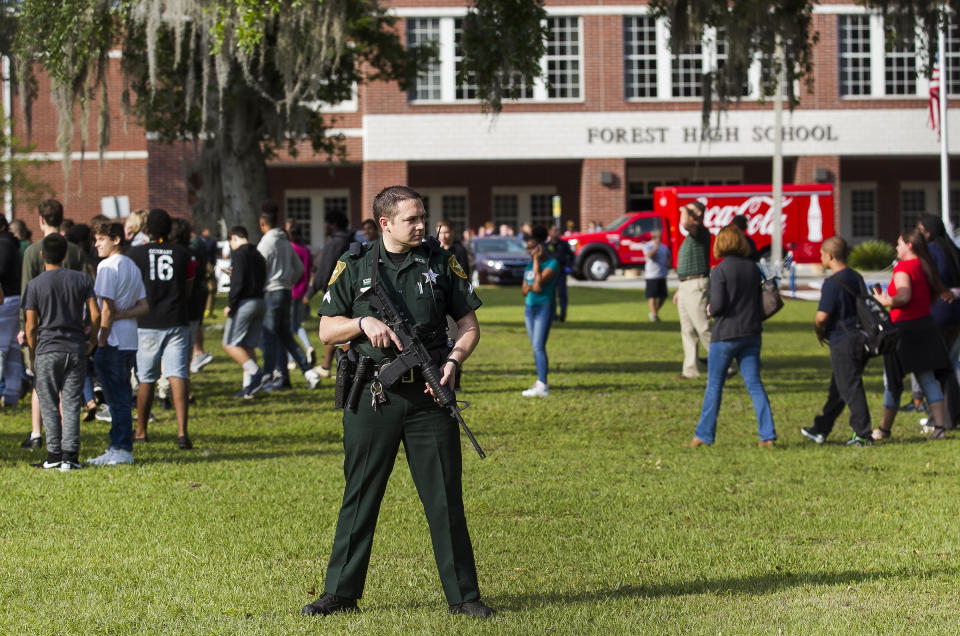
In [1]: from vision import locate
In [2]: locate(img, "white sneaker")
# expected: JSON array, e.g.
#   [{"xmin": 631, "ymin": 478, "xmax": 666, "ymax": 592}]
[
  {"xmin": 59, "ymin": 460, "xmax": 82, "ymax": 472},
  {"xmin": 87, "ymin": 448, "xmax": 115, "ymax": 465},
  {"xmin": 313, "ymin": 365, "xmax": 331, "ymax": 378},
  {"xmin": 95, "ymin": 404, "xmax": 112, "ymax": 422},
  {"xmin": 304, "ymin": 368, "xmax": 322, "ymax": 389},
  {"xmin": 521, "ymin": 381, "xmax": 549, "ymax": 397},
  {"xmin": 287, "ymin": 360, "xmax": 297, "ymax": 371},
  {"xmin": 190, "ymin": 351, "xmax": 214, "ymax": 374},
  {"xmin": 106, "ymin": 448, "xmax": 134, "ymax": 465}
]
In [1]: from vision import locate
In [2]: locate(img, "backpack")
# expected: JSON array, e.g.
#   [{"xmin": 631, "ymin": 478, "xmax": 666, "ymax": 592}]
[{"xmin": 833, "ymin": 277, "xmax": 899, "ymax": 358}]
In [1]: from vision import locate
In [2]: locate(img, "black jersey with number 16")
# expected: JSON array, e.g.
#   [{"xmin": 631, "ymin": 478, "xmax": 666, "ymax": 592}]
[{"xmin": 128, "ymin": 241, "xmax": 195, "ymax": 329}]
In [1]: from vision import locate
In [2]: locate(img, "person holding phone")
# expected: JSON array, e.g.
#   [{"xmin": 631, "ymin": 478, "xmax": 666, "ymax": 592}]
[
  {"xmin": 871, "ymin": 229, "xmax": 954, "ymax": 441},
  {"xmin": 521, "ymin": 225, "xmax": 557, "ymax": 397}
]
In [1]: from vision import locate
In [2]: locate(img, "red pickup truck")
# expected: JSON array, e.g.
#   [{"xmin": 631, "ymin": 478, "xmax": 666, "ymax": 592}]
[{"xmin": 566, "ymin": 184, "xmax": 834, "ymax": 281}]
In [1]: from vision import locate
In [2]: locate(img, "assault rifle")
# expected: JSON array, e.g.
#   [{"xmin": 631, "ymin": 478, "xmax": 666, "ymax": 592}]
[{"xmin": 363, "ymin": 280, "xmax": 486, "ymax": 459}]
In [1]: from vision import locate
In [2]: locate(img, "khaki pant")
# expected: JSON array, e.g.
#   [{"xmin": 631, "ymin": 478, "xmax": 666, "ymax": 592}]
[{"xmin": 677, "ymin": 277, "xmax": 712, "ymax": 378}]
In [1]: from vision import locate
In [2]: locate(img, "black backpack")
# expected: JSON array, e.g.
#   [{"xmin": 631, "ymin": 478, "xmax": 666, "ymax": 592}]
[{"xmin": 833, "ymin": 278, "xmax": 899, "ymax": 358}]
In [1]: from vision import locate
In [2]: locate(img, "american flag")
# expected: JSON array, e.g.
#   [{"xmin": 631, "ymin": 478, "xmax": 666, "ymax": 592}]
[{"xmin": 930, "ymin": 54, "xmax": 942, "ymax": 138}]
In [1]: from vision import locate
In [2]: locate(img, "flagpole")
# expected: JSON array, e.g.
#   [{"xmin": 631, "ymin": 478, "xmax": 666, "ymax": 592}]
[{"xmin": 940, "ymin": 17, "xmax": 952, "ymax": 234}]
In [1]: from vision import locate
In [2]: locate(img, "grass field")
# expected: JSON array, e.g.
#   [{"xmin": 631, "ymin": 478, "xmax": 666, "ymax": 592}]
[{"xmin": 2, "ymin": 286, "xmax": 959, "ymax": 634}]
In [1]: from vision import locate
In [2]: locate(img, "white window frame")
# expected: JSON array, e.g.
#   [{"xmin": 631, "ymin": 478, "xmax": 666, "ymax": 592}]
[
  {"xmin": 284, "ymin": 189, "xmax": 350, "ymax": 251},
  {"xmin": 837, "ymin": 12, "xmax": 931, "ymax": 99},
  {"xmin": 407, "ymin": 16, "xmax": 583, "ymax": 104},
  {"xmin": 842, "ymin": 182, "xmax": 878, "ymax": 242},
  {"xmin": 491, "ymin": 186, "xmax": 558, "ymax": 230},
  {"xmin": 418, "ymin": 187, "xmax": 470, "ymax": 236}
]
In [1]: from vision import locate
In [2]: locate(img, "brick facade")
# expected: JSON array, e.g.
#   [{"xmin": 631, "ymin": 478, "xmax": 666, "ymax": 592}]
[{"xmin": 9, "ymin": 3, "xmax": 958, "ymax": 246}]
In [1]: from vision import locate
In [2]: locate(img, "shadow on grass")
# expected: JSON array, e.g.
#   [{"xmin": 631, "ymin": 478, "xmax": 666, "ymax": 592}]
[{"xmin": 502, "ymin": 565, "xmax": 959, "ymax": 609}]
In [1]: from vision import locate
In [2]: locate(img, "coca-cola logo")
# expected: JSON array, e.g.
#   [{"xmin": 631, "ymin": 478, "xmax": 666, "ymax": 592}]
[{"xmin": 700, "ymin": 196, "xmax": 793, "ymax": 236}]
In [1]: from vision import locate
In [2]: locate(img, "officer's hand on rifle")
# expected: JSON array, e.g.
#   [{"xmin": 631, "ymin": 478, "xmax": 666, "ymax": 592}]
[
  {"xmin": 359, "ymin": 315, "xmax": 404, "ymax": 351},
  {"xmin": 424, "ymin": 360, "xmax": 457, "ymax": 400}
]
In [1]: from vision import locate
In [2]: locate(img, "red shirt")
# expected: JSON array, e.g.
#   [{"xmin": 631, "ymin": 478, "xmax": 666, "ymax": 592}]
[{"xmin": 888, "ymin": 258, "xmax": 932, "ymax": 322}]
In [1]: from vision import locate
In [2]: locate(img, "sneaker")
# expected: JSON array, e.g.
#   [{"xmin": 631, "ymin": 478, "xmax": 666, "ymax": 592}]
[
  {"xmin": 20, "ymin": 434, "xmax": 42, "ymax": 450},
  {"xmin": 241, "ymin": 369, "xmax": 266, "ymax": 399},
  {"xmin": 449, "ymin": 600, "xmax": 496, "ymax": 618},
  {"xmin": 33, "ymin": 458, "xmax": 61, "ymax": 469},
  {"xmin": 95, "ymin": 404, "xmax": 112, "ymax": 422},
  {"xmin": 286, "ymin": 360, "xmax": 297, "ymax": 371},
  {"xmin": 59, "ymin": 459, "xmax": 83, "ymax": 472},
  {"xmin": 305, "ymin": 368, "xmax": 322, "ymax": 389},
  {"xmin": 190, "ymin": 351, "xmax": 213, "ymax": 374},
  {"xmin": 314, "ymin": 365, "xmax": 331, "ymax": 378},
  {"xmin": 301, "ymin": 592, "xmax": 358, "ymax": 616},
  {"xmin": 521, "ymin": 381, "xmax": 549, "ymax": 397},
  {"xmin": 307, "ymin": 346, "xmax": 317, "ymax": 368},
  {"xmin": 846, "ymin": 434, "xmax": 873, "ymax": 447},
  {"xmin": 800, "ymin": 427, "xmax": 825, "ymax": 444},
  {"xmin": 648, "ymin": 312, "xmax": 658, "ymax": 322},
  {"xmin": 93, "ymin": 385, "xmax": 105, "ymax": 405},
  {"xmin": 108, "ymin": 449, "xmax": 134, "ymax": 464},
  {"xmin": 87, "ymin": 448, "xmax": 116, "ymax": 466}
]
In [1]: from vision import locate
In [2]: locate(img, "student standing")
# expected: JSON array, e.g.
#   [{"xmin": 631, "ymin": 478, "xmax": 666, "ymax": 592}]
[
  {"xmin": 521, "ymin": 225, "xmax": 557, "ymax": 397},
  {"xmin": 127, "ymin": 209, "xmax": 196, "ymax": 449},
  {"xmin": 22, "ymin": 234, "xmax": 99, "ymax": 470},
  {"xmin": 88, "ymin": 222, "xmax": 148, "ymax": 465},
  {"xmin": 642, "ymin": 230, "xmax": 670, "ymax": 322}
]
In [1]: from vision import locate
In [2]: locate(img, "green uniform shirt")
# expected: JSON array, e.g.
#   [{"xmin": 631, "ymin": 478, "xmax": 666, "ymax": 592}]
[
  {"xmin": 319, "ymin": 239, "xmax": 482, "ymax": 363},
  {"xmin": 675, "ymin": 224, "xmax": 710, "ymax": 279}
]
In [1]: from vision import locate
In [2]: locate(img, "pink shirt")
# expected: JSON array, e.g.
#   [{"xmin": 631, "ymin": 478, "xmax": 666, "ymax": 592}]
[{"xmin": 291, "ymin": 241, "xmax": 312, "ymax": 300}]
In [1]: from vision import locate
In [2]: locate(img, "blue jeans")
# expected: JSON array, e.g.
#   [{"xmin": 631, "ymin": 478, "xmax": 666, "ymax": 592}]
[
  {"xmin": 694, "ymin": 335, "xmax": 776, "ymax": 445},
  {"xmin": 262, "ymin": 289, "xmax": 309, "ymax": 378},
  {"xmin": 883, "ymin": 369, "xmax": 942, "ymax": 410},
  {"xmin": 524, "ymin": 302, "xmax": 553, "ymax": 384},
  {"xmin": 95, "ymin": 345, "xmax": 136, "ymax": 451}
]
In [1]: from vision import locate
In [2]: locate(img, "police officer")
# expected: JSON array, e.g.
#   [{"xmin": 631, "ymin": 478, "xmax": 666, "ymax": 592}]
[{"xmin": 301, "ymin": 186, "xmax": 494, "ymax": 619}]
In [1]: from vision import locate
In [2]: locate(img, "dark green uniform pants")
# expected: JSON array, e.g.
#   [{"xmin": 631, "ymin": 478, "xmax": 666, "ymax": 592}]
[{"xmin": 324, "ymin": 379, "xmax": 480, "ymax": 604}]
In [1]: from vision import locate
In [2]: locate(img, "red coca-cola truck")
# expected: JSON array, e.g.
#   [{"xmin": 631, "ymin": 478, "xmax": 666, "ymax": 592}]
[{"xmin": 567, "ymin": 184, "xmax": 834, "ymax": 281}]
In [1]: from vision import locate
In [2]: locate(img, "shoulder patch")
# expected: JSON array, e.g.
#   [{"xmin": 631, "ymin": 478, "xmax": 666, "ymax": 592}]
[
  {"xmin": 449, "ymin": 255, "xmax": 468, "ymax": 279},
  {"xmin": 328, "ymin": 260, "xmax": 347, "ymax": 286}
]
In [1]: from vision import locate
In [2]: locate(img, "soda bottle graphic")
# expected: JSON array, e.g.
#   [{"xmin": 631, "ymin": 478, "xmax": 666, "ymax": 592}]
[{"xmin": 807, "ymin": 194, "xmax": 823, "ymax": 242}]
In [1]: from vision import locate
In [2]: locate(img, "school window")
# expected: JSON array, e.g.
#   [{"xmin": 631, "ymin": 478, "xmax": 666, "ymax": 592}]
[
  {"xmin": 407, "ymin": 18, "xmax": 442, "ymax": 101},
  {"xmin": 884, "ymin": 29, "xmax": 917, "ymax": 94},
  {"xmin": 530, "ymin": 194, "xmax": 554, "ymax": 228},
  {"xmin": 624, "ymin": 16, "xmax": 658, "ymax": 98},
  {"xmin": 545, "ymin": 17, "xmax": 581, "ymax": 98},
  {"xmin": 671, "ymin": 38, "xmax": 704, "ymax": 98},
  {"xmin": 901, "ymin": 188, "xmax": 927, "ymax": 233},
  {"xmin": 284, "ymin": 189, "xmax": 351, "ymax": 250},
  {"xmin": 849, "ymin": 188, "xmax": 877, "ymax": 239},
  {"xmin": 421, "ymin": 190, "xmax": 470, "ymax": 238},
  {"xmin": 492, "ymin": 195, "xmax": 519, "ymax": 231},
  {"xmin": 946, "ymin": 20, "xmax": 960, "ymax": 94},
  {"xmin": 839, "ymin": 15, "xmax": 873, "ymax": 96},
  {"xmin": 407, "ymin": 15, "xmax": 581, "ymax": 103}
]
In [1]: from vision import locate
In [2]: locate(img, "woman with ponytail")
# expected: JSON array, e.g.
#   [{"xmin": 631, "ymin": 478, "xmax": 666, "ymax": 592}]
[{"xmin": 872, "ymin": 229, "xmax": 954, "ymax": 440}]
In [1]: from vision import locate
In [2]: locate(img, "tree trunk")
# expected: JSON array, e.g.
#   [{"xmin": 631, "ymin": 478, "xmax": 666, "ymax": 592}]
[
  {"xmin": 189, "ymin": 138, "xmax": 223, "ymax": 236},
  {"xmin": 218, "ymin": 89, "xmax": 269, "ymax": 239}
]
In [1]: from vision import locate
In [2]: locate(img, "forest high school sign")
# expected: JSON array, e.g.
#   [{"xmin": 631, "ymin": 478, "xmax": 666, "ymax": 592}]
[{"xmin": 364, "ymin": 109, "xmax": 952, "ymax": 161}]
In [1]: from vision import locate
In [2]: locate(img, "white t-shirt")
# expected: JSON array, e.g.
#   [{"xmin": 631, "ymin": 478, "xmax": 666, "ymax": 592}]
[
  {"xmin": 94, "ymin": 253, "xmax": 147, "ymax": 350},
  {"xmin": 643, "ymin": 242, "xmax": 670, "ymax": 280}
]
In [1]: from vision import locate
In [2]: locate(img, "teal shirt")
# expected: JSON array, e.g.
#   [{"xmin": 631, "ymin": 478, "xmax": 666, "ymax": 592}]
[{"xmin": 524, "ymin": 257, "xmax": 558, "ymax": 306}]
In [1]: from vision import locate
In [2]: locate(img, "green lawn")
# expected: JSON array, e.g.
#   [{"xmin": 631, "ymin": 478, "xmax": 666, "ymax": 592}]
[{"xmin": 2, "ymin": 286, "xmax": 959, "ymax": 634}]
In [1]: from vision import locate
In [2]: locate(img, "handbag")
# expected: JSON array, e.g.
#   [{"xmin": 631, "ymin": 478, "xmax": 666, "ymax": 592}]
[{"xmin": 760, "ymin": 274, "xmax": 783, "ymax": 320}]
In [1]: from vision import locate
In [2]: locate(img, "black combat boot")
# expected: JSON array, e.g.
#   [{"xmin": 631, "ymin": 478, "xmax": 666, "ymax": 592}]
[
  {"xmin": 301, "ymin": 592, "xmax": 358, "ymax": 616},
  {"xmin": 449, "ymin": 599, "xmax": 496, "ymax": 618}
]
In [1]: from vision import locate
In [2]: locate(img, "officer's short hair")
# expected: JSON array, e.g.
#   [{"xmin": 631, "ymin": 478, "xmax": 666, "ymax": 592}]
[
  {"xmin": 821, "ymin": 236, "xmax": 849, "ymax": 263},
  {"xmin": 373, "ymin": 186, "xmax": 422, "ymax": 222}
]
